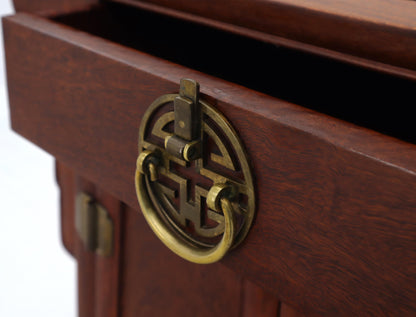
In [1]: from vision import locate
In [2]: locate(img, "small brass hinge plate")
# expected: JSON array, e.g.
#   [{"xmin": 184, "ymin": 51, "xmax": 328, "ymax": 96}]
[{"xmin": 75, "ymin": 192, "xmax": 113, "ymax": 257}]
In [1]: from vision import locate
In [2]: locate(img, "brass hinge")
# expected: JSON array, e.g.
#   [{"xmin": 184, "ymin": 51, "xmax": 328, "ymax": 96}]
[{"xmin": 75, "ymin": 192, "xmax": 113, "ymax": 257}]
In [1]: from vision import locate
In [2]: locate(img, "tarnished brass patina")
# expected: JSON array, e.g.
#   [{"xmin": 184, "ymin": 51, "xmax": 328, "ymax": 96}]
[
  {"xmin": 135, "ymin": 79, "xmax": 255, "ymax": 264},
  {"xmin": 76, "ymin": 192, "xmax": 113, "ymax": 257}
]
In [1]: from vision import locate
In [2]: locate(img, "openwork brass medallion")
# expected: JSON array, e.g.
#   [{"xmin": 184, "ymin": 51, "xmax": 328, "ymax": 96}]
[{"xmin": 135, "ymin": 79, "xmax": 255, "ymax": 264}]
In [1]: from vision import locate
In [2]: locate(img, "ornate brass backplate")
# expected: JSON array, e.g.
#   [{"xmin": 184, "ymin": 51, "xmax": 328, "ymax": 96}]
[{"xmin": 135, "ymin": 79, "xmax": 255, "ymax": 264}]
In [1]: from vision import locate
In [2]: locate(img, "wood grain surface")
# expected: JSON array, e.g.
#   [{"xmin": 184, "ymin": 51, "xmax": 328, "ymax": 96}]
[
  {"xmin": 242, "ymin": 279, "xmax": 281, "ymax": 317},
  {"xmin": 280, "ymin": 303, "xmax": 306, "ymax": 317},
  {"xmin": 13, "ymin": 0, "xmax": 97, "ymax": 13},
  {"xmin": 108, "ymin": 0, "xmax": 416, "ymax": 80},
  {"xmin": 4, "ymin": 11, "xmax": 416, "ymax": 316},
  {"xmin": 66, "ymin": 170, "xmax": 124, "ymax": 317},
  {"xmin": 57, "ymin": 162, "xmax": 282, "ymax": 316},
  {"xmin": 76, "ymin": 177, "xmax": 97, "ymax": 317},
  {"xmin": 93, "ymin": 186, "xmax": 123, "ymax": 317},
  {"xmin": 56, "ymin": 161, "xmax": 76, "ymax": 256},
  {"xmin": 121, "ymin": 204, "xmax": 244, "ymax": 317}
]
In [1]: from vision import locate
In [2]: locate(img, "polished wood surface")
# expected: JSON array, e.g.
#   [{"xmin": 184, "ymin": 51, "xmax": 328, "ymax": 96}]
[
  {"xmin": 57, "ymin": 163, "xmax": 124, "ymax": 317},
  {"xmin": 5, "ymin": 10, "xmax": 416, "ymax": 315},
  {"xmin": 121, "ymin": 204, "xmax": 243, "ymax": 317},
  {"xmin": 75, "ymin": 177, "xmax": 98, "ymax": 317},
  {"xmin": 13, "ymin": 0, "xmax": 97, "ymax": 13},
  {"xmin": 93, "ymin": 186, "xmax": 123, "ymax": 317},
  {"xmin": 242, "ymin": 280, "xmax": 280, "ymax": 317},
  {"xmin": 280, "ymin": 304, "xmax": 306, "ymax": 317},
  {"xmin": 56, "ymin": 162, "xmax": 282, "ymax": 316},
  {"xmin": 56, "ymin": 160, "xmax": 76, "ymax": 256},
  {"xmin": 109, "ymin": 0, "xmax": 416, "ymax": 80}
]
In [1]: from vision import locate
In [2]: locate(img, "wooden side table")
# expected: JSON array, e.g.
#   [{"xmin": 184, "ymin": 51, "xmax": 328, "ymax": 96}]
[{"xmin": 5, "ymin": 1, "xmax": 416, "ymax": 315}]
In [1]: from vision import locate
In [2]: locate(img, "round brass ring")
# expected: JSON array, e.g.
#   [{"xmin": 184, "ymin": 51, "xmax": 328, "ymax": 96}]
[{"xmin": 135, "ymin": 172, "xmax": 236, "ymax": 264}]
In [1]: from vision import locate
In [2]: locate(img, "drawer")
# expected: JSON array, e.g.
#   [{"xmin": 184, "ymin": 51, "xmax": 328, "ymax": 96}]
[{"xmin": 4, "ymin": 2, "xmax": 416, "ymax": 316}]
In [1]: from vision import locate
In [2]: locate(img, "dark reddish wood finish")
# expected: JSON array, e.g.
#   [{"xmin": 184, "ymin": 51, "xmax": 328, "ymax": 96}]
[
  {"xmin": 65, "ymin": 170, "xmax": 124, "ymax": 317},
  {"xmin": 94, "ymin": 187, "xmax": 123, "ymax": 317},
  {"xmin": 13, "ymin": 0, "xmax": 97, "ymax": 13},
  {"xmin": 76, "ymin": 177, "xmax": 98, "ymax": 317},
  {"xmin": 56, "ymin": 161, "xmax": 76, "ymax": 255},
  {"xmin": 280, "ymin": 303, "xmax": 306, "ymax": 317},
  {"xmin": 56, "ymin": 161, "xmax": 123, "ymax": 317},
  {"xmin": 57, "ymin": 163, "xmax": 283, "ymax": 316},
  {"xmin": 109, "ymin": 0, "xmax": 416, "ymax": 80},
  {"xmin": 121, "ymin": 205, "xmax": 243, "ymax": 316},
  {"xmin": 4, "ymin": 9, "xmax": 416, "ymax": 317},
  {"xmin": 242, "ymin": 280, "xmax": 280, "ymax": 317}
]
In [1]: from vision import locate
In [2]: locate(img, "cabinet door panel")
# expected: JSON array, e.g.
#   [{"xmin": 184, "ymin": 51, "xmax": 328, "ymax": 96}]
[{"xmin": 57, "ymin": 162, "xmax": 282, "ymax": 317}]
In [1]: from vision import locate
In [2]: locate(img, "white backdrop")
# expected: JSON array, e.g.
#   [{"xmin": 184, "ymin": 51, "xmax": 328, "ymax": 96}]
[{"xmin": 0, "ymin": 1, "xmax": 77, "ymax": 316}]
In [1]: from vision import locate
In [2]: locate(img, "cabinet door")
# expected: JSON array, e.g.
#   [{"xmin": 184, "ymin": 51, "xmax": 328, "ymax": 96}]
[{"xmin": 57, "ymin": 161, "xmax": 288, "ymax": 317}]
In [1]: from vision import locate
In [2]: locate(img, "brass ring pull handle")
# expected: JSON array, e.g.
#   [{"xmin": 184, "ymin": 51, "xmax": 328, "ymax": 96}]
[
  {"xmin": 136, "ymin": 165, "xmax": 236, "ymax": 264},
  {"xmin": 135, "ymin": 79, "xmax": 255, "ymax": 264}
]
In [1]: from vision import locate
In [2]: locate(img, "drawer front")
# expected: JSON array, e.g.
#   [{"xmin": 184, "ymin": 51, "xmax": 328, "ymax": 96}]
[{"xmin": 4, "ymin": 5, "xmax": 416, "ymax": 316}]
